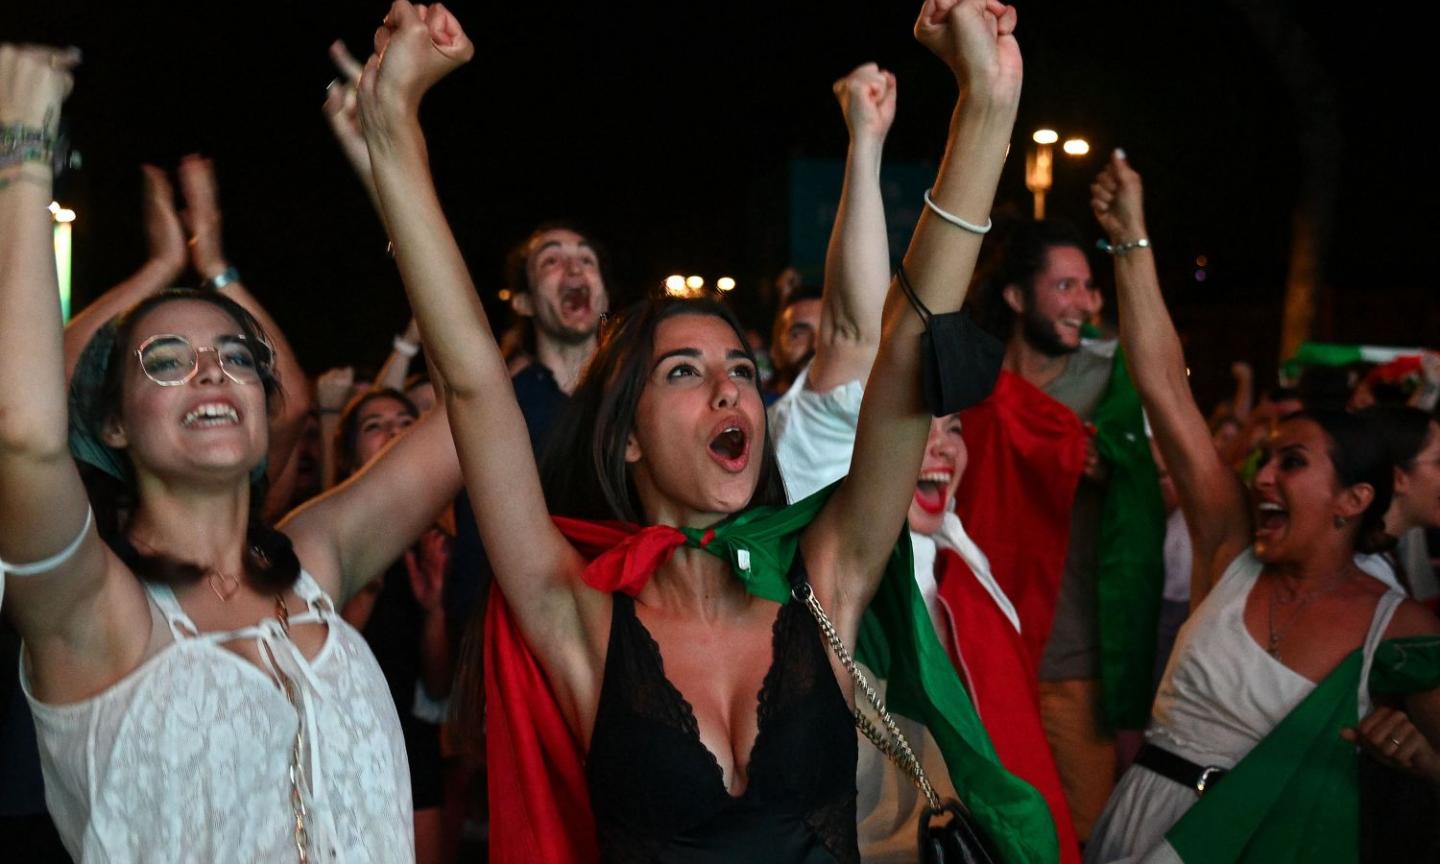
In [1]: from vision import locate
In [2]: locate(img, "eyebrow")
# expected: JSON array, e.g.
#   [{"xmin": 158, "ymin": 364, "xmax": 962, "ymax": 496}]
[
  {"xmin": 532, "ymin": 239, "xmax": 594, "ymax": 256},
  {"xmin": 651, "ymin": 348, "xmax": 752, "ymax": 370}
]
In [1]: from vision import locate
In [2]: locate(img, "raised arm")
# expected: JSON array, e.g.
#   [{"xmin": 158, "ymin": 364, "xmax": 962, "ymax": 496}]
[
  {"xmin": 0, "ymin": 46, "xmax": 149, "ymax": 692},
  {"xmin": 177, "ymin": 155, "xmax": 312, "ymax": 490},
  {"xmin": 806, "ymin": 0, "xmax": 1021, "ymax": 625},
  {"xmin": 62, "ymin": 165, "xmax": 187, "ymax": 377},
  {"xmin": 323, "ymin": 39, "xmax": 382, "ymax": 214},
  {"xmin": 279, "ymin": 402, "xmax": 462, "ymax": 602},
  {"xmin": 354, "ymin": 4, "xmax": 587, "ymax": 635},
  {"xmin": 806, "ymin": 64, "xmax": 896, "ymax": 393},
  {"xmin": 1091, "ymin": 151, "xmax": 1250, "ymax": 604}
]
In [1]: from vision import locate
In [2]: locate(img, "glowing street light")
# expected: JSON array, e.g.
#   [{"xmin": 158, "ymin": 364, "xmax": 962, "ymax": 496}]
[
  {"xmin": 49, "ymin": 201, "xmax": 74, "ymax": 321},
  {"xmin": 664, "ymin": 274, "xmax": 687, "ymax": 296},
  {"xmin": 716, "ymin": 276, "xmax": 736, "ymax": 293},
  {"xmin": 685, "ymin": 275, "xmax": 704, "ymax": 291},
  {"xmin": 1025, "ymin": 129, "xmax": 1093, "ymax": 219}
]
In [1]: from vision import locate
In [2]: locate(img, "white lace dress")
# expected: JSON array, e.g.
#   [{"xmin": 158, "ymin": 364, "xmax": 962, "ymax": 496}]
[{"xmin": 22, "ymin": 571, "xmax": 413, "ymax": 863}]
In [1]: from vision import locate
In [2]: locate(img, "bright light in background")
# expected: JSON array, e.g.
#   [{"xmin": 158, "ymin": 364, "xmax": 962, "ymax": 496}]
[
  {"xmin": 716, "ymin": 276, "xmax": 736, "ymax": 293},
  {"xmin": 1032, "ymin": 128, "xmax": 1058, "ymax": 145},
  {"xmin": 49, "ymin": 201, "xmax": 73, "ymax": 321},
  {"xmin": 1062, "ymin": 138, "xmax": 1090, "ymax": 156},
  {"xmin": 685, "ymin": 275, "xmax": 704, "ymax": 290},
  {"xmin": 664, "ymin": 274, "xmax": 687, "ymax": 296},
  {"xmin": 497, "ymin": 288, "xmax": 513, "ymax": 302}
]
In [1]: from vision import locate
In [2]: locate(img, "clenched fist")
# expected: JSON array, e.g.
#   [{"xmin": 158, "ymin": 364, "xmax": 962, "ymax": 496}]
[
  {"xmin": 833, "ymin": 63, "xmax": 897, "ymax": 145},
  {"xmin": 913, "ymin": 0, "xmax": 1020, "ymax": 106}
]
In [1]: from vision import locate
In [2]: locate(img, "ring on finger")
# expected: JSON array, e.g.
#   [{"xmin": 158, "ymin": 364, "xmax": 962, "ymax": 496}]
[{"xmin": 1389, "ymin": 736, "xmax": 1403, "ymax": 750}]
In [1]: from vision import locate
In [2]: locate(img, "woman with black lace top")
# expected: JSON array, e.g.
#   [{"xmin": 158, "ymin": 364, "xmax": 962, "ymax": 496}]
[{"xmin": 354, "ymin": 0, "xmax": 1022, "ymax": 860}]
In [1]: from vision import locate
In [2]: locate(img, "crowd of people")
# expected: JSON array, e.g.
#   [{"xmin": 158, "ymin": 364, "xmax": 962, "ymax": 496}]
[{"xmin": 2, "ymin": 1, "xmax": 1439, "ymax": 863}]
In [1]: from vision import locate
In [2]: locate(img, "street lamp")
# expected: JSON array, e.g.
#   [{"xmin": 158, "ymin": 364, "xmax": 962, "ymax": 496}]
[{"xmin": 1025, "ymin": 129, "xmax": 1090, "ymax": 220}]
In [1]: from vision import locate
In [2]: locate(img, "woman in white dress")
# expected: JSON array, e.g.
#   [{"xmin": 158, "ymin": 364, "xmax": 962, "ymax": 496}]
[
  {"xmin": 1082, "ymin": 150, "xmax": 1440, "ymax": 862},
  {"xmin": 0, "ymin": 45, "xmax": 460, "ymax": 862}
]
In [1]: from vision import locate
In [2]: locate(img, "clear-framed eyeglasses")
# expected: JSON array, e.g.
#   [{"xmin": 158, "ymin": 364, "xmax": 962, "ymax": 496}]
[{"xmin": 135, "ymin": 334, "xmax": 274, "ymax": 387}]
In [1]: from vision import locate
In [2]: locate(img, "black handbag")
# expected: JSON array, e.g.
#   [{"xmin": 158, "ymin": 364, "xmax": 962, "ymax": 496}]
[
  {"xmin": 896, "ymin": 264, "xmax": 1004, "ymax": 418},
  {"xmin": 793, "ymin": 583, "xmax": 1000, "ymax": 864}
]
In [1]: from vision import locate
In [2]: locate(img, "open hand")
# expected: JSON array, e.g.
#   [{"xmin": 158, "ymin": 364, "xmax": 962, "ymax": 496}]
[
  {"xmin": 323, "ymin": 41, "xmax": 374, "ymax": 186},
  {"xmin": 404, "ymin": 527, "xmax": 450, "ymax": 613},
  {"xmin": 357, "ymin": 1, "xmax": 474, "ymax": 126},
  {"xmin": 833, "ymin": 63, "xmax": 897, "ymax": 145},
  {"xmin": 139, "ymin": 165, "xmax": 187, "ymax": 274},
  {"xmin": 0, "ymin": 44, "xmax": 80, "ymax": 132},
  {"xmin": 1091, "ymin": 149, "xmax": 1148, "ymax": 245},
  {"xmin": 177, "ymin": 155, "xmax": 229, "ymax": 280},
  {"xmin": 913, "ymin": 0, "xmax": 1020, "ymax": 105}
]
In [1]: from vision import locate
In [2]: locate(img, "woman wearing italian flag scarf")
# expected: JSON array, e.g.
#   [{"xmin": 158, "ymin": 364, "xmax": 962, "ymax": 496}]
[{"xmin": 354, "ymin": 0, "xmax": 1051, "ymax": 861}]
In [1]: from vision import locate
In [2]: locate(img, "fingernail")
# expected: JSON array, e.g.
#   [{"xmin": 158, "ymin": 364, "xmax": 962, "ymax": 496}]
[{"xmin": 1114, "ymin": 147, "xmax": 1127, "ymax": 160}]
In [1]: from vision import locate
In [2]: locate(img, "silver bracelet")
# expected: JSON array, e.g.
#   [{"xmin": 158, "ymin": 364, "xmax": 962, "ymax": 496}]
[
  {"xmin": 1097, "ymin": 237, "xmax": 1152, "ymax": 256},
  {"xmin": 201, "ymin": 266, "xmax": 240, "ymax": 291},
  {"xmin": 922, "ymin": 188, "xmax": 993, "ymax": 235}
]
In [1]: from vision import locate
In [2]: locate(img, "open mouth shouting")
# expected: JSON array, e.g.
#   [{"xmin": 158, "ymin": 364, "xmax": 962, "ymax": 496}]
[
  {"xmin": 182, "ymin": 400, "xmax": 241, "ymax": 430},
  {"xmin": 707, "ymin": 415, "xmax": 752, "ymax": 473},
  {"xmin": 559, "ymin": 284, "xmax": 592, "ymax": 319},
  {"xmin": 913, "ymin": 470, "xmax": 954, "ymax": 515},
  {"xmin": 1254, "ymin": 499, "xmax": 1289, "ymax": 543}
]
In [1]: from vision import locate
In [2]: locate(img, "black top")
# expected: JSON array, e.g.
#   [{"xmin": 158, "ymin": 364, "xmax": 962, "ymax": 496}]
[{"xmin": 585, "ymin": 559, "xmax": 859, "ymax": 864}]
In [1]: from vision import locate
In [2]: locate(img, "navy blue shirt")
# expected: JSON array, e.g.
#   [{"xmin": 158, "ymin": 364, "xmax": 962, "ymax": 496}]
[{"xmin": 446, "ymin": 362, "xmax": 568, "ymax": 624}]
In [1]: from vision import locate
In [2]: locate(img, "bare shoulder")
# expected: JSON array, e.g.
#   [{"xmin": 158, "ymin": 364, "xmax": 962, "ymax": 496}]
[{"xmin": 1386, "ymin": 598, "xmax": 1440, "ymax": 640}]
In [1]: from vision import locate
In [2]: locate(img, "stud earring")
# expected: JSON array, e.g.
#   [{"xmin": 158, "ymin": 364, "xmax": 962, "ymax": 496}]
[{"xmin": 1333, "ymin": 515, "xmax": 1348, "ymax": 529}]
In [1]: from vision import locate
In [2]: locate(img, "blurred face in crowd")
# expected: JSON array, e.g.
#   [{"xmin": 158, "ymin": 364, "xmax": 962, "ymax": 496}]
[
  {"xmin": 1393, "ymin": 420, "xmax": 1440, "ymax": 531},
  {"xmin": 908, "ymin": 414, "xmax": 968, "ymax": 536},
  {"xmin": 516, "ymin": 227, "xmax": 608, "ymax": 345},
  {"xmin": 1007, "ymin": 245, "xmax": 1096, "ymax": 357},
  {"xmin": 772, "ymin": 298, "xmax": 822, "ymax": 374},
  {"xmin": 354, "ymin": 395, "xmax": 417, "ymax": 468}
]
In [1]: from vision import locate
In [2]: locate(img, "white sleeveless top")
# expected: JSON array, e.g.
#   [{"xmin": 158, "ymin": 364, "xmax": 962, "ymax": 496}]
[
  {"xmin": 1149, "ymin": 549, "xmax": 1403, "ymax": 764},
  {"xmin": 22, "ymin": 571, "xmax": 413, "ymax": 863}
]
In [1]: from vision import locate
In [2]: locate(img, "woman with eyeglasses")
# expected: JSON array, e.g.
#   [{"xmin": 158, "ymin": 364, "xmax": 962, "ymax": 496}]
[{"xmin": 0, "ymin": 45, "xmax": 460, "ymax": 863}]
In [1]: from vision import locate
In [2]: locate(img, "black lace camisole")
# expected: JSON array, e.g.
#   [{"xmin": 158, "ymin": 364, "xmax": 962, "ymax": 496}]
[{"xmin": 584, "ymin": 558, "xmax": 859, "ymax": 864}]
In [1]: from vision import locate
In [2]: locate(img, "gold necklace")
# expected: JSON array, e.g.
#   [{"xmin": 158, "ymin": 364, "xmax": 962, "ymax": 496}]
[{"xmin": 1265, "ymin": 574, "xmax": 1347, "ymax": 660}]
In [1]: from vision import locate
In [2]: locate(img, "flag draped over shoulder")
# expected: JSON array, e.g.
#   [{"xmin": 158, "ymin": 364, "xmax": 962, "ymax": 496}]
[
  {"xmin": 484, "ymin": 482, "xmax": 1057, "ymax": 864},
  {"xmin": 954, "ymin": 370, "xmax": 1088, "ymax": 665},
  {"xmin": 1162, "ymin": 637, "xmax": 1440, "ymax": 863},
  {"xmin": 934, "ymin": 547, "xmax": 1082, "ymax": 864},
  {"xmin": 1091, "ymin": 348, "xmax": 1167, "ymax": 730}
]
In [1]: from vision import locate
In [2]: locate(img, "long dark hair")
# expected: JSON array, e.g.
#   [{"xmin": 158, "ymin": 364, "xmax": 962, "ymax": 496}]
[
  {"xmin": 540, "ymin": 295, "xmax": 787, "ymax": 523},
  {"xmin": 1286, "ymin": 410, "xmax": 1395, "ymax": 555},
  {"xmin": 69, "ymin": 290, "xmax": 300, "ymax": 593}
]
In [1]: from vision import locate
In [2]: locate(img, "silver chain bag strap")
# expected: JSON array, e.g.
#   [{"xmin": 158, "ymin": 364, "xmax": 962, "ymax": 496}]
[{"xmin": 793, "ymin": 582, "xmax": 999, "ymax": 864}]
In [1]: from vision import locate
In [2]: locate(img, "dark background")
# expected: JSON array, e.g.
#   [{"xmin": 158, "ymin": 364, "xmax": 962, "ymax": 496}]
[{"xmin": 4, "ymin": 1, "xmax": 1430, "ymax": 409}]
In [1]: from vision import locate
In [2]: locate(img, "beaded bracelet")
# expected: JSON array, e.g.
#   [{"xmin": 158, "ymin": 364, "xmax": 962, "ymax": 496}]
[{"xmin": 1096, "ymin": 237, "xmax": 1152, "ymax": 256}]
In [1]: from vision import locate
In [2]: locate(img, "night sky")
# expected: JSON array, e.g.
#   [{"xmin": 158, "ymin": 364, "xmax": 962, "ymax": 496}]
[{"xmin": 4, "ymin": 1, "xmax": 1427, "ymax": 409}]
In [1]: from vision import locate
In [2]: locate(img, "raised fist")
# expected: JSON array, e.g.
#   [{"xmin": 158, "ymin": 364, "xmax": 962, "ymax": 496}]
[
  {"xmin": 833, "ymin": 63, "xmax": 897, "ymax": 144},
  {"xmin": 913, "ymin": 0, "xmax": 1020, "ymax": 104},
  {"xmin": 357, "ymin": 1, "xmax": 474, "ymax": 123},
  {"xmin": 1091, "ymin": 149, "xmax": 1148, "ymax": 245},
  {"xmin": 316, "ymin": 366, "xmax": 356, "ymax": 412},
  {"xmin": 0, "ymin": 44, "xmax": 80, "ymax": 133}
]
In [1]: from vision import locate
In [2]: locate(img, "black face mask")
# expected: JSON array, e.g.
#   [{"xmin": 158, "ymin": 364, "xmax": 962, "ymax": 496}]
[{"xmin": 896, "ymin": 265, "xmax": 1004, "ymax": 417}]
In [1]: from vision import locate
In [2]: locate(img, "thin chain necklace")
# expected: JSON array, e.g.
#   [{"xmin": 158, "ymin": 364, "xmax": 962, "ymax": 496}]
[{"xmin": 1265, "ymin": 572, "xmax": 1348, "ymax": 661}]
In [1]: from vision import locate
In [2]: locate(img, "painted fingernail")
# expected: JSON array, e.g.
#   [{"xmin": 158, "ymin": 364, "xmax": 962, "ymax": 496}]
[{"xmin": 1114, "ymin": 147, "xmax": 1127, "ymax": 160}]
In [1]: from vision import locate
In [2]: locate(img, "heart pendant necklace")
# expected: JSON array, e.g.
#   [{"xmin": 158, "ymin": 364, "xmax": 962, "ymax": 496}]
[{"xmin": 209, "ymin": 569, "xmax": 242, "ymax": 602}]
